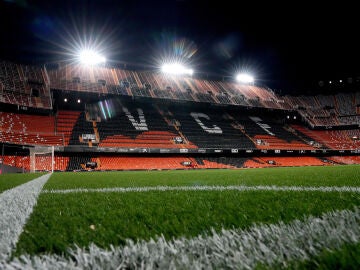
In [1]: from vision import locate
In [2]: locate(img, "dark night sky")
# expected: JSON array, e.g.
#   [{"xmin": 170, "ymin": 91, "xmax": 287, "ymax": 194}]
[{"xmin": 1, "ymin": 0, "xmax": 359, "ymax": 95}]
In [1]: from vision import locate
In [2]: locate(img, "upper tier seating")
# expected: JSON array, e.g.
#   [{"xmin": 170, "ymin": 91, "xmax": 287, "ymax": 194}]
[
  {"xmin": 286, "ymin": 92, "xmax": 360, "ymax": 127},
  {"xmin": 47, "ymin": 64, "xmax": 284, "ymax": 110},
  {"xmin": 2, "ymin": 60, "xmax": 359, "ymax": 128},
  {"xmin": 0, "ymin": 61, "xmax": 51, "ymax": 109}
]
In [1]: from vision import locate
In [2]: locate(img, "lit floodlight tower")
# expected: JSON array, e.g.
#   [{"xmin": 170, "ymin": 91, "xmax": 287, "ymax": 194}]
[
  {"xmin": 79, "ymin": 49, "xmax": 106, "ymax": 65},
  {"xmin": 161, "ymin": 63, "xmax": 193, "ymax": 75},
  {"xmin": 236, "ymin": 73, "xmax": 254, "ymax": 84}
]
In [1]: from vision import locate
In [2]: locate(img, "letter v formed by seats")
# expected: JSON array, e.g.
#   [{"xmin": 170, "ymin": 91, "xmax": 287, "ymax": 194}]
[{"xmin": 122, "ymin": 107, "xmax": 149, "ymax": 131}]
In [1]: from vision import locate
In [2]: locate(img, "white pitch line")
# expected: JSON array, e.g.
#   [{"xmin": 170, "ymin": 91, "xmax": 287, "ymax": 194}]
[
  {"xmin": 42, "ymin": 185, "xmax": 360, "ymax": 194},
  {"xmin": 0, "ymin": 173, "xmax": 52, "ymax": 261},
  {"xmin": 1, "ymin": 207, "xmax": 359, "ymax": 269}
]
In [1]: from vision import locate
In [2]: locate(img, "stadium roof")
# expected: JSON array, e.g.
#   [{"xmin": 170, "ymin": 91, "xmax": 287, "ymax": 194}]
[{"xmin": 0, "ymin": 0, "xmax": 359, "ymax": 95}]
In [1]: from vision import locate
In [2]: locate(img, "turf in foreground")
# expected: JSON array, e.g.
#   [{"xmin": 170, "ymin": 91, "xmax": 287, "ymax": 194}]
[
  {"xmin": 0, "ymin": 173, "xmax": 44, "ymax": 193},
  {"xmin": 4, "ymin": 207, "xmax": 360, "ymax": 270}
]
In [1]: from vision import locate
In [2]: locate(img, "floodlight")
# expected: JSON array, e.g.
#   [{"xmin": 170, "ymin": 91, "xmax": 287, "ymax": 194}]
[
  {"xmin": 236, "ymin": 73, "xmax": 254, "ymax": 84},
  {"xmin": 79, "ymin": 50, "xmax": 106, "ymax": 65},
  {"xmin": 77, "ymin": 99, "xmax": 81, "ymax": 103},
  {"xmin": 64, "ymin": 98, "xmax": 68, "ymax": 102},
  {"xmin": 161, "ymin": 63, "xmax": 193, "ymax": 75}
]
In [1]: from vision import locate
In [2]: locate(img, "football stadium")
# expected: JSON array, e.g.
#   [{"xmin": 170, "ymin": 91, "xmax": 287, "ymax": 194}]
[{"xmin": 0, "ymin": 2, "xmax": 360, "ymax": 269}]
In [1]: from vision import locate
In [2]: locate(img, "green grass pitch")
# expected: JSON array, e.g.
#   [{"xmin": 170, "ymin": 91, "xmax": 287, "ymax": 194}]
[{"xmin": 4, "ymin": 165, "xmax": 360, "ymax": 268}]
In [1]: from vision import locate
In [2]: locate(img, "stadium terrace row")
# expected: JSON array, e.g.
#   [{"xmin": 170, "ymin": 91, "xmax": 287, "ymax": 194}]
[{"xmin": 1, "ymin": 155, "xmax": 352, "ymax": 171}]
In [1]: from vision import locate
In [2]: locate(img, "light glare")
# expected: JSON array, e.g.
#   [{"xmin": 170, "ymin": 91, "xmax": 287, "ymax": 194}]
[
  {"xmin": 79, "ymin": 50, "xmax": 106, "ymax": 65},
  {"xmin": 236, "ymin": 73, "xmax": 254, "ymax": 84},
  {"xmin": 161, "ymin": 63, "xmax": 193, "ymax": 75}
]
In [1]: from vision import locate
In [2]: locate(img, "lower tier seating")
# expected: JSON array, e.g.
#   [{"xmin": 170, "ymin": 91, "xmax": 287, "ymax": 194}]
[{"xmin": 2, "ymin": 155, "xmax": 354, "ymax": 172}]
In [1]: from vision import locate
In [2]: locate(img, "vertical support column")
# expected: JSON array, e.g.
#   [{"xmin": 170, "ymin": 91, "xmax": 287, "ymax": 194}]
[
  {"xmin": 29, "ymin": 148, "xmax": 35, "ymax": 173},
  {"xmin": 0, "ymin": 144, "xmax": 4, "ymax": 174},
  {"xmin": 51, "ymin": 146, "xmax": 54, "ymax": 173}
]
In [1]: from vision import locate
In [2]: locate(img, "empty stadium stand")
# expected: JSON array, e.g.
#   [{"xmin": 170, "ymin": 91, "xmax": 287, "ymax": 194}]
[
  {"xmin": 292, "ymin": 125, "xmax": 360, "ymax": 150},
  {"xmin": 165, "ymin": 104, "xmax": 256, "ymax": 149},
  {"xmin": 1, "ymin": 59, "xmax": 359, "ymax": 172},
  {"xmin": 0, "ymin": 111, "xmax": 63, "ymax": 146}
]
